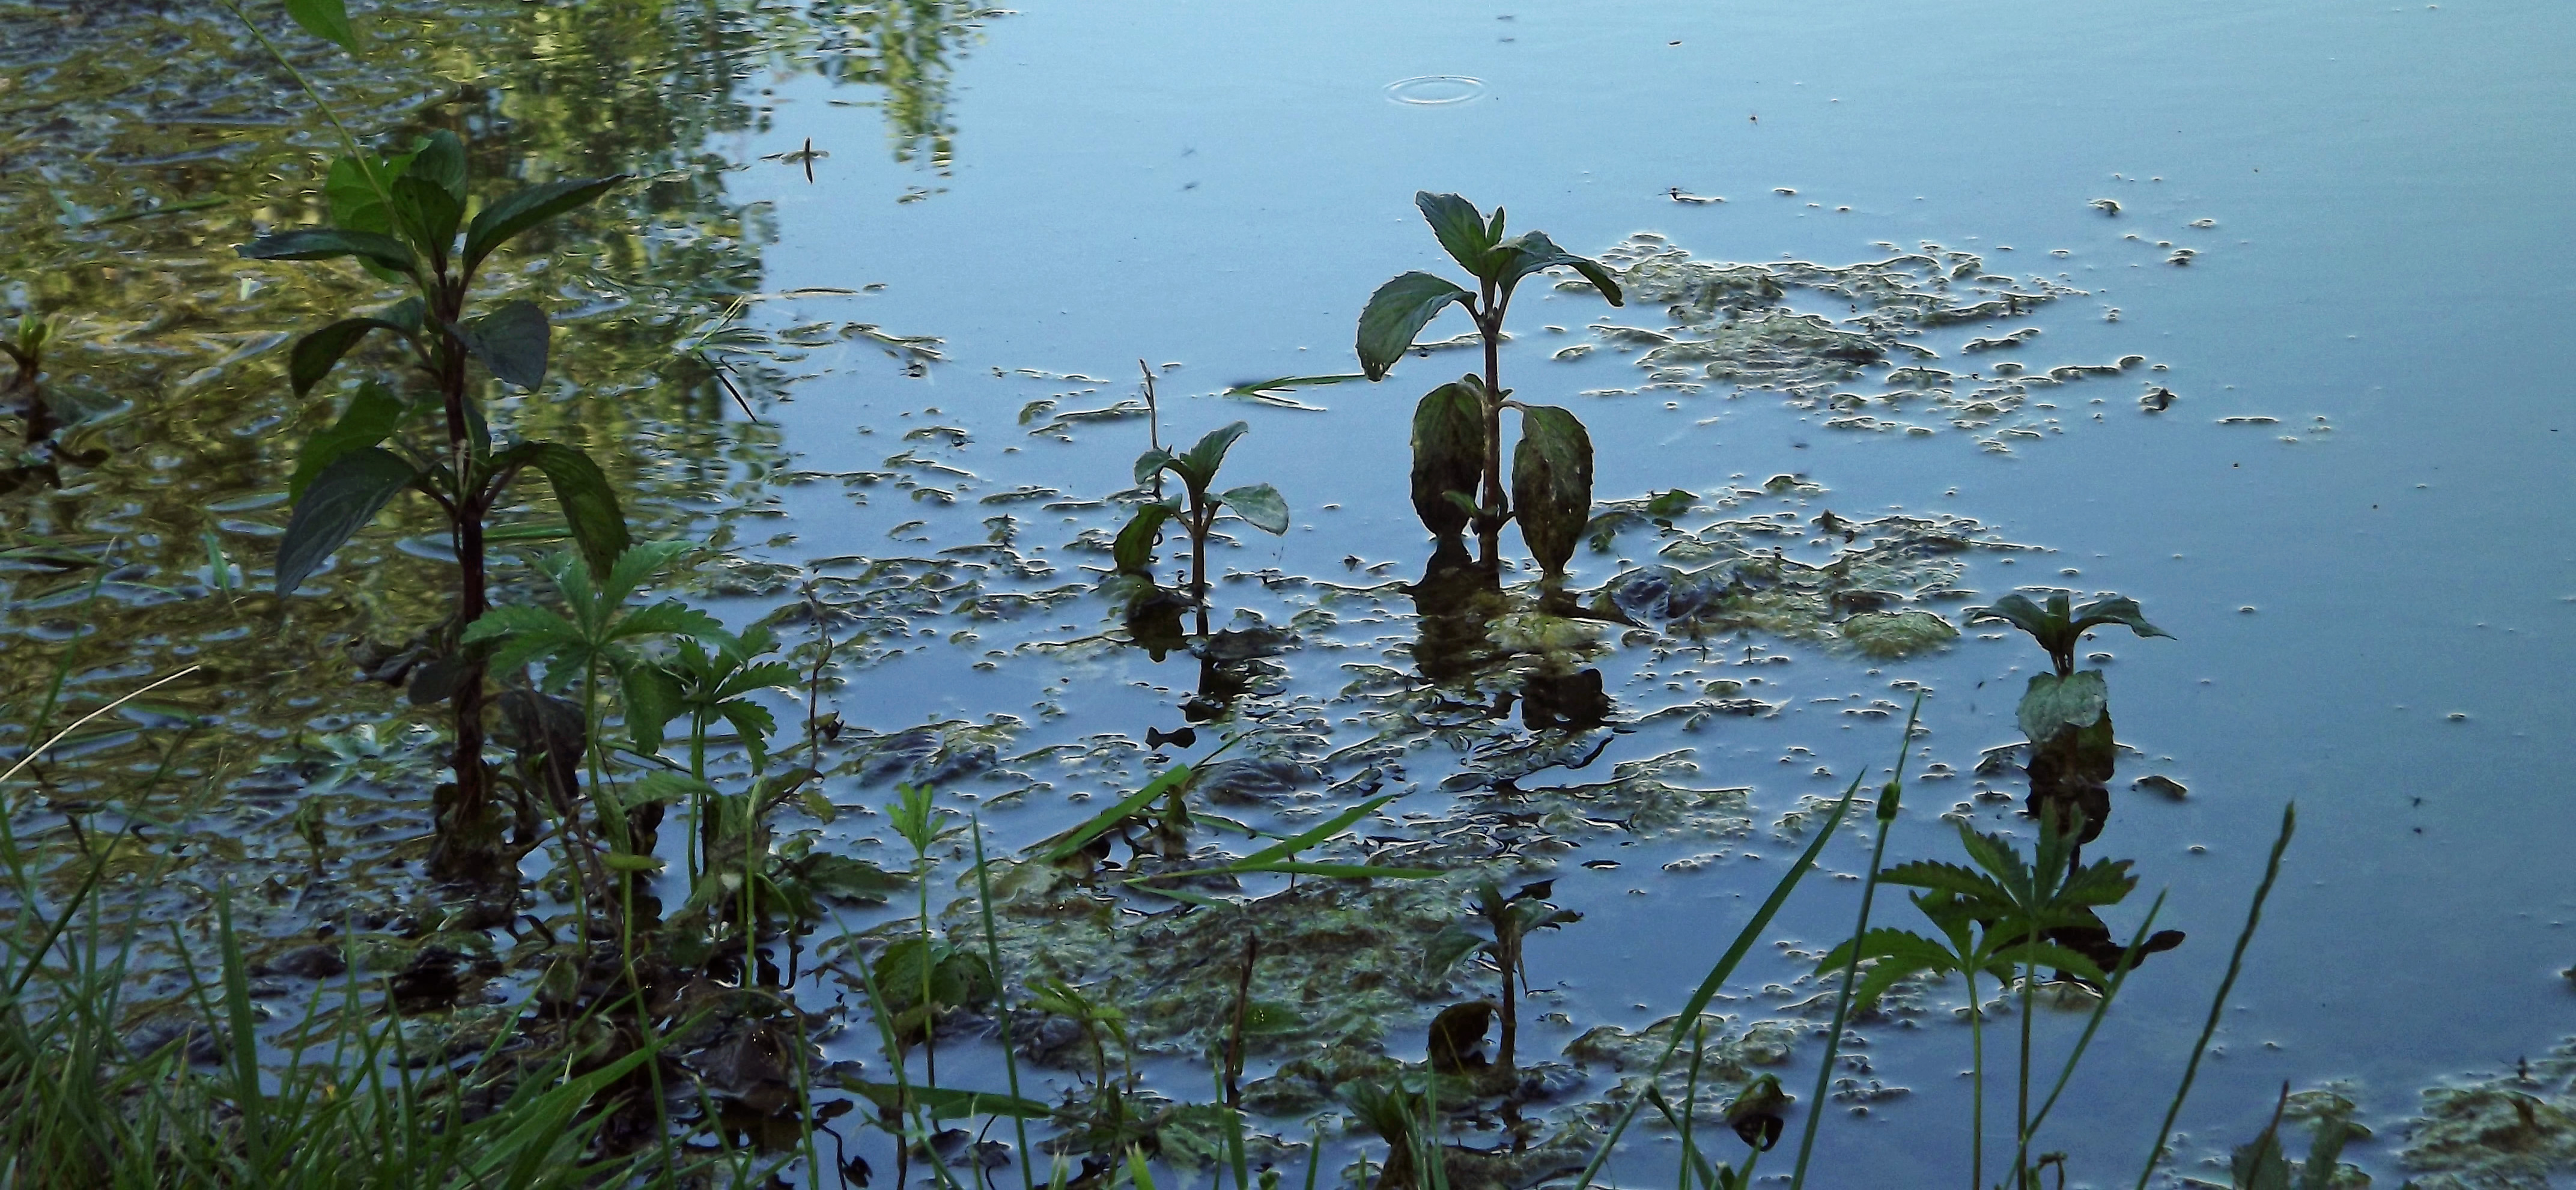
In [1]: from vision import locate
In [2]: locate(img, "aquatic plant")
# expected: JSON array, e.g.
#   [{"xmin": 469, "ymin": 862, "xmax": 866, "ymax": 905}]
[
  {"xmin": 1118, "ymin": 421, "xmax": 1290, "ymax": 638},
  {"xmin": 1971, "ymin": 592, "xmax": 2174, "ymax": 857},
  {"xmin": 1355, "ymin": 193, "xmax": 1624, "ymax": 574},
  {"xmin": 1422, "ymin": 878, "xmax": 1580, "ymax": 1072}
]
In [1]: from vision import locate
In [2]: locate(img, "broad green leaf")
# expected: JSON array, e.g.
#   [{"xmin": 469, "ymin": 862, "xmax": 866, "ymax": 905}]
[
  {"xmin": 288, "ymin": 380, "xmax": 402, "ymax": 499},
  {"xmin": 237, "ymin": 228, "xmax": 415, "ymax": 275},
  {"xmin": 803, "ymin": 854, "xmax": 907, "ymax": 905},
  {"xmin": 282, "ymin": 0, "xmax": 360, "ymax": 53},
  {"xmin": 275, "ymin": 447, "xmax": 415, "ymax": 594},
  {"xmin": 1133, "ymin": 447, "xmax": 1178, "ymax": 488},
  {"xmin": 288, "ymin": 317, "xmax": 408, "ymax": 396},
  {"xmin": 1180, "ymin": 421, "xmax": 1249, "ymax": 484},
  {"xmin": 1969, "ymin": 592, "xmax": 2058, "ymax": 640},
  {"xmin": 1415, "ymin": 192, "xmax": 1495, "ymax": 276},
  {"xmin": 405, "ymin": 130, "xmax": 468, "ymax": 204},
  {"xmin": 1511, "ymin": 404, "xmax": 1593, "ymax": 575},
  {"xmin": 1411, "ymin": 380, "xmax": 1486, "ymax": 536},
  {"xmin": 462, "ymin": 175, "xmax": 628, "ymax": 276},
  {"xmin": 2072, "ymin": 595, "xmax": 2176, "ymax": 642},
  {"xmin": 1217, "ymin": 483, "xmax": 1289, "ymax": 535},
  {"xmin": 1489, "ymin": 231, "xmax": 1625, "ymax": 307},
  {"xmin": 512, "ymin": 442, "xmax": 628, "ymax": 580},
  {"xmin": 1356, "ymin": 271, "xmax": 1473, "ymax": 381},
  {"xmin": 457, "ymin": 300, "xmax": 550, "ymax": 390},
  {"xmin": 618, "ymin": 658, "xmax": 682, "ymax": 754},
  {"xmin": 2017, "ymin": 670, "xmax": 2108, "ymax": 744},
  {"xmin": 1113, "ymin": 500, "xmax": 1177, "ymax": 574},
  {"xmin": 1420, "ymin": 923, "xmax": 1486, "ymax": 978},
  {"xmin": 390, "ymin": 175, "xmax": 462, "ymax": 258},
  {"xmin": 324, "ymin": 155, "xmax": 395, "ymax": 234}
]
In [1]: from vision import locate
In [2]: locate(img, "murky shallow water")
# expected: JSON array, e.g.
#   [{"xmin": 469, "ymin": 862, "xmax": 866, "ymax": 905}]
[{"xmin": 7, "ymin": 0, "xmax": 2576, "ymax": 1185}]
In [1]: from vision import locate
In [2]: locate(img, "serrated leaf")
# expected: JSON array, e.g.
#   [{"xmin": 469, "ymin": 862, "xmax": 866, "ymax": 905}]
[
  {"xmin": 275, "ymin": 447, "xmax": 415, "ymax": 595},
  {"xmin": 457, "ymin": 300, "xmax": 550, "ymax": 390},
  {"xmin": 283, "ymin": 0, "xmax": 360, "ymax": 53},
  {"xmin": 1415, "ymin": 192, "xmax": 1495, "ymax": 276},
  {"xmin": 288, "ymin": 380, "xmax": 403, "ymax": 499},
  {"xmin": 2017, "ymin": 670, "xmax": 2108, "ymax": 744},
  {"xmin": 1217, "ymin": 483, "xmax": 1288, "ymax": 535},
  {"xmin": 618, "ymin": 658, "xmax": 682, "ymax": 754},
  {"xmin": 463, "ymin": 176, "xmax": 627, "ymax": 276},
  {"xmin": 1356, "ymin": 272, "xmax": 1473, "ymax": 381},
  {"xmin": 238, "ymin": 228, "xmax": 415, "ymax": 275}
]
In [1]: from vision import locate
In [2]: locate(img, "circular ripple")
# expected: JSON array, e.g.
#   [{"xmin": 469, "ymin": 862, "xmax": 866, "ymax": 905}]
[{"xmin": 1384, "ymin": 75, "xmax": 1487, "ymax": 106}]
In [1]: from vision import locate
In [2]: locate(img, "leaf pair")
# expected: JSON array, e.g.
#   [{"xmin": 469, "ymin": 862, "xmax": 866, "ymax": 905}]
[
  {"xmin": 1354, "ymin": 192, "xmax": 1626, "ymax": 381},
  {"xmin": 1969, "ymin": 592, "xmax": 2173, "ymax": 676}
]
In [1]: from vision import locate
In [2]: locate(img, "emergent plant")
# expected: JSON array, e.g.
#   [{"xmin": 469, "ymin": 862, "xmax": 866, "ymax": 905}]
[
  {"xmin": 1116, "ymin": 422, "xmax": 1289, "ymax": 637},
  {"xmin": 1355, "ymin": 192, "xmax": 1624, "ymax": 574}
]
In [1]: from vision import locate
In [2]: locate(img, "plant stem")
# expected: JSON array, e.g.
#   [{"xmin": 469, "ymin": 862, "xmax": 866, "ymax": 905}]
[
  {"xmin": 1969, "ymin": 969, "xmax": 1985, "ymax": 1190},
  {"xmin": 2133, "ymin": 804, "xmax": 2296, "ymax": 1190},
  {"xmin": 971, "ymin": 812, "xmax": 1037, "ymax": 1190}
]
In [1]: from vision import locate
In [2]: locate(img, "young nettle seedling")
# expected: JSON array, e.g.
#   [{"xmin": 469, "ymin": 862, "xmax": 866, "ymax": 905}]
[
  {"xmin": 1116, "ymin": 421, "xmax": 1289, "ymax": 637},
  {"xmin": 238, "ymin": 125, "xmax": 630, "ymax": 879},
  {"xmin": 1356, "ymin": 192, "xmax": 1623, "ymax": 574},
  {"xmin": 1969, "ymin": 593, "xmax": 2175, "ymax": 852}
]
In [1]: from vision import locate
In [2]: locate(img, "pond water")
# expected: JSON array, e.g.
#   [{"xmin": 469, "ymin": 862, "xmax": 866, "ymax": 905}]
[{"xmin": 6, "ymin": 0, "xmax": 2575, "ymax": 1185}]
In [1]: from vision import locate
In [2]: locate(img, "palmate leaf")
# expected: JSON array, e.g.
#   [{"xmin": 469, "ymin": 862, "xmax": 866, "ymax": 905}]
[
  {"xmin": 598, "ymin": 539, "xmax": 694, "ymax": 611},
  {"xmin": 2057, "ymin": 857, "xmax": 2141, "ymax": 909},
  {"xmin": 1988, "ymin": 940, "xmax": 2110, "ymax": 985},
  {"xmin": 462, "ymin": 176, "xmax": 628, "ymax": 276},
  {"xmin": 275, "ymin": 446, "xmax": 417, "ymax": 595},
  {"xmin": 616, "ymin": 601, "xmax": 725, "ymax": 645},
  {"xmin": 717, "ymin": 700, "xmax": 779, "ymax": 768},
  {"xmin": 1356, "ymin": 271, "xmax": 1473, "ymax": 381},
  {"xmin": 1217, "ymin": 483, "xmax": 1289, "ymax": 535},
  {"xmin": 461, "ymin": 604, "xmax": 583, "ymax": 674}
]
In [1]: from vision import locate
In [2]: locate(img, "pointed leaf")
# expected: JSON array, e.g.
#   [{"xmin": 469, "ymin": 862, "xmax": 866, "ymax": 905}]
[
  {"xmin": 601, "ymin": 540, "xmax": 694, "ymax": 608},
  {"xmin": 617, "ymin": 601, "xmax": 726, "ymax": 643},
  {"xmin": 1356, "ymin": 272, "xmax": 1473, "ymax": 381},
  {"xmin": 2071, "ymin": 595, "xmax": 2175, "ymax": 642},
  {"xmin": 1988, "ymin": 941, "xmax": 2110, "ymax": 985},
  {"xmin": 1490, "ymin": 231, "xmax": 1624, "ymax": 306},
  {"xmin": 390, "ymin": 175, "xmax": 462, "ymax": 257},
  {"xmin": 1415, "ymin": 192, "xmax": 1496, "ymax": 276},
  {"xmin": 619, "ymin": 659, "xmax": 682, "ymax": 754},
  {"xmin": 1217, "ymin": 483, "xmax": 1289, "ymax": 535},
  {"xmin": 282, "ymin": 0, "xmax": 360, "ymax": 53},
  {"xmin": 457, "ymin": 300, "xmax": 550, "ymax": 390},
  {"xmin": 1420, "ymin": 923, "xmax": 1487, "ymax": 979},
  {"xmin": 275, "ymin": 447, "xmax": 415, "ymax": 595},
  {"xmin": 406, "ymin": 131, "xmax": 467, "ymax": 204},
  {"xmin": 290, "ymin": 318, "xmax": 409, "ymax": 396},
  {"xmin": 1133, "ymin": 447, "xmax": 1178, "ymax": 488},
  {"xmin": 1879, "ymin": 859, "xmax": 2016, "ymax": 906},
  {"xmin": 1967, "ymin": 592, "xmax": 2059, "ymax": 642},
  {"xmin": 511, "ymin": 442, "xmax": 628, "ymax": 580},
  {"xmin": 288, "ymin": 380, "xmax": 403, "ymax": 499},
  {"xmin": 717, "ymin": 702, "xmax": 779, "ymax": 769},
  {"xmin": 463, "ymin": 176, "xmax": 628, "ymax": 275},
  {"xmin": 1113, "ymin": 501, "xmax": 1178, "ymax": 574},
  {"xmin": 1411, "ymin": 381, "xmax": 1486, "ymax": 536},
  {"xmin": 238, "ymin": 229, "xmax": 415, "ymax": 275},
  {"xmin": 1180, "ymin": 421, "xmax": 1249, "ymax": 482}
]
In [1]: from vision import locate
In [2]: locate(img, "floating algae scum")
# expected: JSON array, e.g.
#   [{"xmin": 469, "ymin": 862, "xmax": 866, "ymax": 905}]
[{"xmin": 6, "ymin": 0, "xmax": 2576, "ymax": 1186}]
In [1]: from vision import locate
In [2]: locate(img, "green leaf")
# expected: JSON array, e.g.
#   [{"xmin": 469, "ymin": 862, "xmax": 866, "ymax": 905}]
[
  {"xmin": 802, "ymin": 854, "xmax": 907, "ymax": 904},
  {"xmin": 1420, "ymin": 923, "xmax": 1487, "ymax": 978},
  {"xmin": 406, "ymin": 131, "xmax": 467, "ymax": 204},
  {"xmin": 1039, "ymin": 763, "xmax": 1195, "ymax": 863},
  {"xmin": 2017, "ymin": 670, "xmax": 2108, "ymax": 744},
  {"xmin": 1230, "ymin": 792, "xmax": 1400, "ymax": 869},
  {"xmin": 617, "ymin": 601, "xmax": 726, "ymax": 645},
  {"xmin": 282, "ymin": 0, "xmax": 360, "ymax": 53},
  {"xmin": 1205, "ymin": 860, "xmax": 1445, "ymax": 880},
  {"xmin": 289, "ymin": 318, "xmax": 399, "ymax": 398},
  {"xmin": 324, "ymin": 155, "xmax": 395, "ymax": 235},
  {"xmin": 288, "ymin": 381, "xmax": 404, "ymax": 499},
  {"xmin": 627, "ymin": 771, "xmax": 713, "ymax": 807},
  {"xmin": 1988, "ymin": 941, "xmax": 2110, "ymax": 985},
  {"xmin": 457, "ymin": 300, "xmax": 550, "ymax": 390},
  {"xmin": 837, "ymin": 1078, "xmax": 1052, "ymax": 1120},
  {"xmin": 1180, "ymin": 422, "xmax": 1249, "ymax": 484},
  {"xmin": 602, "ymin": 852, "xmax": 663, "ymax": 873},
  {"xmin": 1411, "ymin": 380, "xmax": 1486, "ymax": 537},
  {"xmin": 463, "ymin": 176, "xmax": 628, "ymax": 276},
  {"xmin": 509, "ymin": 442, "xmax": 629, "ymax": 580},
  {"xmin": 618, "ymin": 658, "xmax": 681, "ymax": 754},
  {"xmin": 600, "ymin": 540, "xmax": 694, "ymax": 609},
  {"xmin": 390, "ymin": 175, "xmax": 462, "ymax": 257},
  {"xmin": 461, "ymin": 604, "xmax": 580, "ymax": 674},
  {"xmin": 1489, "ymin": 231, "xmax": 1624, "ymax": 307},
  {"xmin": 1415, "ymin": 192, "xmax": 1496, "ymax": 276},
  {"xmin": 1133, "ymin": 447, "xmax": 1179, "ymax": 489},
  {"xmin": 237, "ymin": 229, "xmax": 415, "ymax": 275},
  {"xmin": 1113, "ymin": 501, "xmax": 1177, "ymax": 575},
  {"xmin": 1220, "ymin": 374, "xmax": 1365, "ymax": 399},
  {"xmin": 1511, "ymin": 404, "xmax": 1593, "ymax": 575},
  {"xmin": 1877, "ymin": 860, "xmax": 2014, "ymax": 906},
  {"xmin": 275, "ymin": 447, "xmax": 415, "ymax": 595},
  {"xmin": 1356, "ymin": 272, "xmax": 1474, "ymax": 381},
  {"xmin": 1217, "ymin": 483, "xmax": 1289, "ymax": 535},
  {"xmin": 2071, "ymin": 595, "xmax": 2175, "ymax": 642}
]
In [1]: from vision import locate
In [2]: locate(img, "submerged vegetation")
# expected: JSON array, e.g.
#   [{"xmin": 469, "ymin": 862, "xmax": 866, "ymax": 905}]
[{"xmin": 2, "ymin": 1, "xmax": 2550, "ymax": 1189}]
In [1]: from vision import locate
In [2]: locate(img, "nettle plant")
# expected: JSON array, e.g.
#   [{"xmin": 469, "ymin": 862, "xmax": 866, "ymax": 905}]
[
  {"xmin": 1356, "ymin": 192, "xmax": 1624, "ymax": 577},
  {"xmin": 239, "ymin": 127, "xmax": 629, "ymax": 876},
  {"xmin": 1969, "ymin": 592, "xmax": 2174, "ymax": 852},
  {"xmin": 1113, "ymin": 421, "xmax": 1289, "ymax": 638}
]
